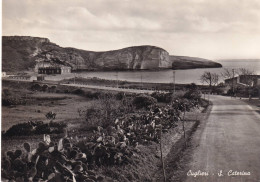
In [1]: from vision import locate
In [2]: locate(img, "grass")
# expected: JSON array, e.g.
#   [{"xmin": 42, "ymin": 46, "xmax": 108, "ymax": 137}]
[{"xmin": 2, "ymin": 90, "xmax": 94, "ymax": 131}]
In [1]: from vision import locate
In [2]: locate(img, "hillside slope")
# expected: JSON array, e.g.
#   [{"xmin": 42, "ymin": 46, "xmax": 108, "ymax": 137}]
[
  {"xmin": 170, "ymin": 55, "xmax": 222, "ymax": 69},
  {"xmin": 2, "ymin": 36, "xmax": 222, "ymax": 72}
]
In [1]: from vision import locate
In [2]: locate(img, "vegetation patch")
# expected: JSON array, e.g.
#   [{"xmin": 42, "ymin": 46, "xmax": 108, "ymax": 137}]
[
  {"xmin": 2, "ymin": 82, "xmax": 208, "ymax": 181},
  {"xmin": 2, "ymin": 121, "xmax": 67, "ymax": 137}
]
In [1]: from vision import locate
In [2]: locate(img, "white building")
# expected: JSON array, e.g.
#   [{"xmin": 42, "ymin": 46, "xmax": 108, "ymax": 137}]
[{"xmin": 2, "ymin": 72, "xmax": 7, "ymax": 77}]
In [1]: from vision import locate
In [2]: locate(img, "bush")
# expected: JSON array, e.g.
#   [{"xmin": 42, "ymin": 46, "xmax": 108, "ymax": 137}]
[
  {"xmin": 115, "ymin": 92, "xmax": 125, "ymax": 100},
  {"xmin": 91, "ymin": 91, "xmax": 102, "ymax": 99},
  {"xmin": 78, "ymin": 94, "xmax": 121, "ymax": 128},
  {"xmin": 2, "ymin": 89, "xmax": 11, "ymax": 97},
  {"xmin": 2, "ymin": 121, "xmax": 67, "ymax": 137},
  {"xmin": 151, "ymin": 92, "xmax": 172, "ymax": 103},
  {"xmin": 42, "ymin": 85, "xmax": 49, "ymax": 92},
  {"xmin": 48, "ymin": 85, "xmax": 57, "ymax": 93},
  {"xmin": 183, "ymin": 89, "xmax": 201, "ymax": 100},
  {"xmin": 45, "ymin": 111, "xmax": 56, "ymax": 120},
  {"xmin": 185, "ymin": 83, "xmax": 198, "ymax": 90},
  {"xmin": 132, "ymin": 94, "xmax": 157, "ymax": 109},
  {"xmin": 72, "ymin": 89, "xmax": 102, "ymax": 99},
  {"xmin": 183, "ymin": 83, "xmax": 201, "ymax": 100},
  {"xmin": 211, "ymin": 87, "xmax": 224, "ymax": 95},
  {"xmin": 72, "ymin": 88, "xmax": 85, "ymax": 95},
  {"xmin": 84, "ymin": 107, "xmax": 101, "ymax": 125},
  {"xmin": 31, "ymin": 84, "xmax": 41, "ymax": 91},
  {"xmin": 2, "ymin": 97, "xmax": 26, "ymax": 106},
  {"xmin": 3, "ymin": 122, "xmax": 34, "ymax": 136}
]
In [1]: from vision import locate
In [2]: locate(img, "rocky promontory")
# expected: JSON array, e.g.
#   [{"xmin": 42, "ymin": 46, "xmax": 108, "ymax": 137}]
[{"xmin": 2, "ymin": 36, "xmax": 222, "ymax": 72}]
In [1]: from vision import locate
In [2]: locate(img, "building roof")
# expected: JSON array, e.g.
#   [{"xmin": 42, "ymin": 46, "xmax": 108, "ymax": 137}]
[{"xmin": 38, "ymin": 66, "xmax": 71, "ymax": 69}]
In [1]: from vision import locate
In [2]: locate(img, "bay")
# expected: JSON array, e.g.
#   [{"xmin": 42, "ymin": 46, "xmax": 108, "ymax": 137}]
[{"xmin": 76, "ymin": 60, "xmax": 260, "ymax": 85}]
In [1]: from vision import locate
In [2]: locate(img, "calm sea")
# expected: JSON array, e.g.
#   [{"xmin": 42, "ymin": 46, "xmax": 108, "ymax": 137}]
[{"xmin": 75, "ymin": 60, "xmax": 260, "ymax": 85}]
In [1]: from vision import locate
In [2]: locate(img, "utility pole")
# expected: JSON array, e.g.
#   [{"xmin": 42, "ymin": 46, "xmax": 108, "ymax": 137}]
[
  {"xmin": 74, "ymin": 73, "xmax": 76, "ymax": 85},
  {"xmin": 232, "ymin": 69, "xmax": 235, "ymax": 94},
  {"xmin": 173, "ymin": 70, "xmax": 176, "ymax": 95},
  {"xmin": 140, "ymin": 73, "xmax": 143, "ymax": 89},
  {"xmin": 116, "ymin": 71, "xmax": 118, "ymax": 88},
  {"xmin": 208, "ymin": 92, "xmax": 210, "ymax": 103}
]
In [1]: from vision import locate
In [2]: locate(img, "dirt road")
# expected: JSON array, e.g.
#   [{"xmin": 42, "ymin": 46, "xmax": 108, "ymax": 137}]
[
  {"xmin": 185, "ymin": 95, "xmax": 260, "ymax": 182},
  {"xmin": 61, "ymin": 83, "xmax": 158, "ymax": 94}
]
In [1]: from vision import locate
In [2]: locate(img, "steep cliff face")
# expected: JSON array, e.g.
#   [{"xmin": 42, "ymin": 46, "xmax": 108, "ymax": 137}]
[
  {"xmin": 89, "ymin": 46, "xmax": 170, "ymax": 70},
  {"xmin": 2, "ymin": 36, "xmax": 171, "ymax": 72},
  {"xmin": 2, "ymin": 36, "xmax": 52, "ymax": 72},
  {"xmin": 2, "ymin": 36, "xmax": 221, "ymax": 72}
]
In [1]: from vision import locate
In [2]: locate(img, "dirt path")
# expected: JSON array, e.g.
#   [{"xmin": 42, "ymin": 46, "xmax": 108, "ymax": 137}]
[
  {"xmin": 182, "ymin": 95, "xmax": 260, "ymax": 182},
  {"xmin": 61, "ymin": 83, "xmax": 162, "ymax": 94}
]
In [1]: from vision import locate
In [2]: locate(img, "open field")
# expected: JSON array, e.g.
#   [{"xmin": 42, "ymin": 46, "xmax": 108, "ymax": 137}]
[
  {"xmin": 2, "ymin": 79, "xmax": 210, "ymax": 181},
  {"xmin": 2, "ymin": 92, "xmax": 94, "ymax": 131}
]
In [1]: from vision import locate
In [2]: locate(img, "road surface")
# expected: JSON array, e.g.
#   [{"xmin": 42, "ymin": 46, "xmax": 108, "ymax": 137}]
[
  {"xmin": 185, "ymin": 95, "xmax": 260, "ymax": 182},
  {"xmin": 61, "ymin": 83, "xmax": 162, "ymax": 94}
]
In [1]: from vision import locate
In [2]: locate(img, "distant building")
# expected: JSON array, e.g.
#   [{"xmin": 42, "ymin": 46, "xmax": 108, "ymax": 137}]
[
  {"xmin": 8, "ymin": 75, "xmax": 37, "ymax": 81},
  {"xmin": 257, "ymin": 78, "xmax": 260, "ymax": 86},
  {"xmin": 2, "ymin": 72, "xmax": 7, "ymax": 77},
  {"xmin": 60, "ymin": 66, "xmax": 71, "ymax": 74},
  {"xmin": 38, "ymin": 66, "xmax": 71, "ymax": 75},
  {"xmin": 37, "ymin": 75, "xmax": 45, "ymax": 81},
  {"xmin": 225, "ymin": 75, "xmax": 260, "ymax": 87},
  {"xmin": 35, "ymin": 61, "xmax": 52, "ymax": 72}
]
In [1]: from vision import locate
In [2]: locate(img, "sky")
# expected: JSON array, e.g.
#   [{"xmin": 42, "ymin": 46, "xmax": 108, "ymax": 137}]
[{"xmin": 2, "ymin": 0, "xmax": 260, "ymax": 60}]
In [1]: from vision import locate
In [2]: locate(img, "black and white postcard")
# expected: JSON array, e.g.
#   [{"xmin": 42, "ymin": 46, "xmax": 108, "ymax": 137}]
[{"xmin": 1, "ymin": 0, "xmax": 260, "ymax": 181}]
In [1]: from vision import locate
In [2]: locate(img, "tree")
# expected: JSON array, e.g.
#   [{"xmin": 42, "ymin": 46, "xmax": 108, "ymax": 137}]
[
  {"xmin": 221, "ymin": 68, "xmax": 235, "ymax": 80},
  {"xmin": 200, "ymin": 72, "xmax": 219, "ymax": 87},
  {"xmin": 237, "ymin": 68, "xmax": 254, "ymax": 76}
]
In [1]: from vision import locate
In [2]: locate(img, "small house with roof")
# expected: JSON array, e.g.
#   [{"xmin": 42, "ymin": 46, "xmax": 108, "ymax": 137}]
[{"xmin": 38, "ymin": 66, "xmax": 71, "ymax": 75}]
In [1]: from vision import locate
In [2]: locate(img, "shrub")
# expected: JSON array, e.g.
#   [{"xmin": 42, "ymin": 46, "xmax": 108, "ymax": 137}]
[
  {"xmin": 227, "ymin": 89, "xmax": 235, "ymax": 96},
  {"xmin": 91, "ymin": 91, "xmax": 102, "ymax": 99},
  {"xmin": 2, "ymin": 121, "xmax": 67, "ymax": 137},
  {"xmin": 2, "ymin": 97, "xmax": 26, "ymax": 106},
  {"xmin": 2, "ymin": 89, "xmax": 11, "ymax": 97},
  {"xmin": 185, "ymin": 83, "xmax": 197, "ymax": 90},
  {"xmin": 31, "ymin": 84, "xmax": 41, "ymax": 91},
  {"xmin": 42, "ymin": 84, "xmax": 49, "ymax": 92},
  {"xmin": 48, "ymin": 85, "xmax": 57, "ymax": 93},
  {"xmin": 183, "ymin": 89, "xmax": 201, "ymax": 100},
  {"xmin": 45, "ymin": 111, "xmax": 56, "ymax": 120},
  {"xmin": 183, "ymin": 83, "xmax": 201, "ymax": 100},
  {"xmin": 84, "ymin": 107, "xmax": 101, "ymax": 125},
  {"xmin": 115, "ymin": 92, "xmax": 125, "ymax": 100},
  {"xmin": 211, "ymin": 87, "xmax": 224, "ymax": 95},
  {"xmin": 132, "ymin": 94, "xmax": 157, "ymax": 109},
  {"xmin": 72, "ymin": 88, "xmax": 85, "ymax": 95},
  {"xmin": 78, "ymin": 93, "xmax": 121, "ymax": 128},
  {"xmin": 3, "ymin": 122, "xmax": 34, "ymax": 136},
  {"xmin": 151, "ymin": 92, "xmax": 172, "ymax": 103}
]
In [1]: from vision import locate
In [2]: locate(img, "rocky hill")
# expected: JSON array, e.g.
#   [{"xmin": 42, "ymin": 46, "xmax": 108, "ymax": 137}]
[
  {"xmin": 2, "ymin": 36, "xmax": 222, "ymax": 72},
  {"xmin": 170, "ymin": 56, "xmax": 222, "ymax": 69}
]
